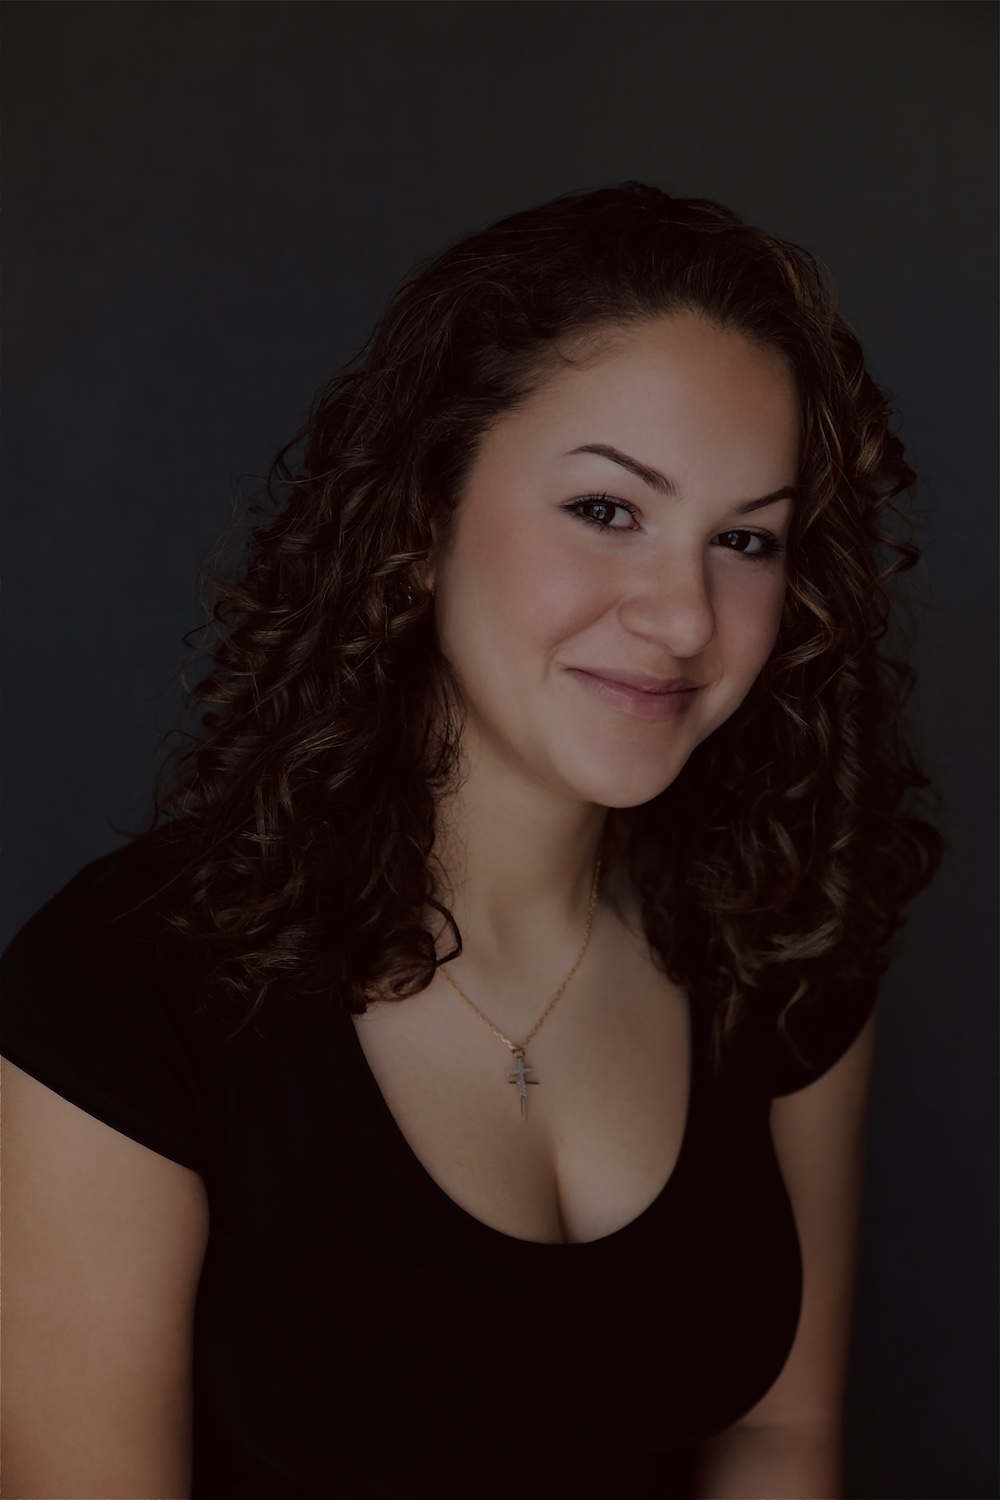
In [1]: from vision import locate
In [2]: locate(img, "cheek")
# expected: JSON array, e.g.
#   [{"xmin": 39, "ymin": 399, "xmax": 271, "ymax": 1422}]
[
  {"xmin": 438, "ymin": 514, "xmax": 608, "ymax": 673},
  {"xmin": 719, "ymin": 572, "xmax": 787, "ymax": 673}
]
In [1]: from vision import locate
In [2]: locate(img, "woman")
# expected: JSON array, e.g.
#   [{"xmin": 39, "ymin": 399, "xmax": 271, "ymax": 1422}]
[{"xmin": 2, "ymin": 183, "xmax": 942, "ymax": 1499}]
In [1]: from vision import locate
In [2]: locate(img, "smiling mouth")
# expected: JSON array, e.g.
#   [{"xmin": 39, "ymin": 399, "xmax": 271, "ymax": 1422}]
[{"xmin": 565, "ymin": 667, "xmax": 702, "ymax": 722}]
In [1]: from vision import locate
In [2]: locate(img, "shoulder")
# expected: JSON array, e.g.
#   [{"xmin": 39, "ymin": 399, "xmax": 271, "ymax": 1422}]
[
  {"xmin": 6, "ymin": 828, "xmax": 199, "ymax": 964},
  {"xmin": 1, "ymin": 829, "xmax": 224, "ymax": 1175},
  {"xmin": 722, "ymin": 972, "xmax": 881, "ymax": 1099},
  {"xmin": 2, "ymin": 835, "xmax": 212, "ymax": 1495},
  {"xmin": 2, "ymin": 828, "xmax": 220, "ymax": 1021}
]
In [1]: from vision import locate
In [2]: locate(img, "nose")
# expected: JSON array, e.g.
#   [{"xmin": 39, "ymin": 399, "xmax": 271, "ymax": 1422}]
[{"xmin": 616, "ymin": 547, "xmax": 718, "ymax": 659}]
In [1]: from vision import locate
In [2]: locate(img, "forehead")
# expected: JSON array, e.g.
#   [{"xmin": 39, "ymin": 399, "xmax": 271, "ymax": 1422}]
[
  {"xmin": 543, "ymin": 313, "xmax": 796, "ymax": 427},
  {"xmin": 473, "ymin": 311, "xmax": 800, "ymax": 493}
]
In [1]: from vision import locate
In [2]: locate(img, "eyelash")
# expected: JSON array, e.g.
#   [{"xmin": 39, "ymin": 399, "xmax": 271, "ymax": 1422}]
[{"xmin": 563, "ymin": 493, "xmax": 785, "ymax": 562}]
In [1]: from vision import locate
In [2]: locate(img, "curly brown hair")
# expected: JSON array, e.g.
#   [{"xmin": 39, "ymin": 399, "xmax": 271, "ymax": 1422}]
[{"xmin": 153, "ymin": 182, "xmax": 943, "ymax": 1065}]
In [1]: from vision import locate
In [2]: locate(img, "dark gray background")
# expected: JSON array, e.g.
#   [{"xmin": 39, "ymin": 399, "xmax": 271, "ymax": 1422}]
[{"xmin": 3, "ymin": 3, "xmax": 997, "ymax": 1496}]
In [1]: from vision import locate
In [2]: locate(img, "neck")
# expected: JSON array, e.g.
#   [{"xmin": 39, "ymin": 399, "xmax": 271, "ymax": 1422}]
[{"xmin": 432, "ymin": 743, "xmax": 607, "ymax": 973}]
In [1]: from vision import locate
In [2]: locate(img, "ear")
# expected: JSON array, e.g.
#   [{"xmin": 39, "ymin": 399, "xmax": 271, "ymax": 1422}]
[
  {"xmin": 418, "ymin": 514, "xmax": 441, "ymax": 596},
  {"xmin": 413, "ymin": 550, "xmax": 436, "ymax": 599}
]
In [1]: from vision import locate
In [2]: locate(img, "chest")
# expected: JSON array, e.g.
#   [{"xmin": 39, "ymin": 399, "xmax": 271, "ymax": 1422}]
[
  {"xmin": 351, "ymin": 942, "xmax": 692, "ymax": 1244},
  {"xmin": 194, "ymin": 993, "xmax": 801, "ymax": 1498}
]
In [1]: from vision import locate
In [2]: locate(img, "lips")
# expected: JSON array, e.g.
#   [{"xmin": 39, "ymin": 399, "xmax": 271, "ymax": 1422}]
[
  {"xmin": 573, "ymin": 668, "xmax": 700, "ymax": 695},
  {"xmin": 565, "ymin": 666, "xmax": 702, "ymax": 722}
]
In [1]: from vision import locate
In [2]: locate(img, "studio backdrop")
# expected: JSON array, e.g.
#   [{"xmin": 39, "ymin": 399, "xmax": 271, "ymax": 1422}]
[{"xmin": 3, "ymin": 4, "xmax": 997, "ymax": 1497}]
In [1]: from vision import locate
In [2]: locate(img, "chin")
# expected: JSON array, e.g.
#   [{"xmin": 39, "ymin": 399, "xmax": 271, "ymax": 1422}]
[
  {"xmin": 593, "ymin": 779, "xmax": 682, "ymax": 812},
  {"xmin": 554, "ymin": 744, "xmax": 693, "ymax": 811}
]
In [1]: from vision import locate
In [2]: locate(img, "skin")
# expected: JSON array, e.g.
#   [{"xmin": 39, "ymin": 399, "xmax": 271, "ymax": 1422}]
[
  {"xmin": 3, "ymin": 310, "xmax": 873, "ymax": 1499},
  {"xmin": 425, "ymin": 309, "xmax": 798, "ymax": 983},
  {"xmin": 354, "ymin": 313, "xmax": 800, "ymax": 1250},
  {"xmin": 435, "ymin": 308, "xmax": 797, "ymax": 817}
]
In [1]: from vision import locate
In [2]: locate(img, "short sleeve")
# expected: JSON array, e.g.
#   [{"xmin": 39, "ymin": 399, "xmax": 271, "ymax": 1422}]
[
  {"xmin": 1, "ymin": 839, "xmax": 218, "ymax": 1174},
  {"xmin": 767, "ymin": 973, "xmax": 879, "ymax": 1097}
]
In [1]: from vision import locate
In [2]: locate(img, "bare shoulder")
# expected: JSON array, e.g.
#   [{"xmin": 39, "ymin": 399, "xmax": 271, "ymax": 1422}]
[{"xmin": 1, "ymin": 1058, "xmax": 210, "ymax": 1500}]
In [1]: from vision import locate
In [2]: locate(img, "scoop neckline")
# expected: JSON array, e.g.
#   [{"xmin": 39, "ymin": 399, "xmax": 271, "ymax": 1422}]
[{"xmin": 340, "ymin": 989, "xmax": 703, "ymax": 1262}]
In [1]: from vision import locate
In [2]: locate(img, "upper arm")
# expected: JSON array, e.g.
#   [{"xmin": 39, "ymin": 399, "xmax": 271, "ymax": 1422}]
[
  {"xmin": 1, "ymin": 1058, "xmax": 210, "ymax": 1500},
  {"xmin": 737, "ymin": 1010, "xmax": 877, "ymax": 1429}
]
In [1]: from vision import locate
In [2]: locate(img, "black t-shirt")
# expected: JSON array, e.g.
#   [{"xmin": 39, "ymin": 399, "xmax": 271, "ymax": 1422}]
[{"xmin": 1, "ymin": 835, "xmax": 877, "ymax": 1499}]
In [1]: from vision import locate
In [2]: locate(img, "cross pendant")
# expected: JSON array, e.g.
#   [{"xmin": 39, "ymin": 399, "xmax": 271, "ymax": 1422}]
[{"xmin": 506, "ymin": 1048, "xmax": 538, "ymax": 1122}]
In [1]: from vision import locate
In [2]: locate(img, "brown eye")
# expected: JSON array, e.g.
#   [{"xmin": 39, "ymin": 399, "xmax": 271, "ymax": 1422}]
[
  {"xmin": 712, "ymin": 528, "xmax": 782, "ymax": 561},
  {"xmin": 565, "ymin": 494, "xmax": 639, "ymax": 532}
]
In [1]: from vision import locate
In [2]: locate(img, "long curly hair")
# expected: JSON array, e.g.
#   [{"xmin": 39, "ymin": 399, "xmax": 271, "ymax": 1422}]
[{"xmin": 153, "ymin": 182, "xmax": 943, "ymax": 1064}]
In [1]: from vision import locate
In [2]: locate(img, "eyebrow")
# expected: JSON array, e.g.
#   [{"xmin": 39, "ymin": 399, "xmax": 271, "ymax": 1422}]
[{"xmin": 567, "ymin": 443, "xmax": 796, "ymax": 515}]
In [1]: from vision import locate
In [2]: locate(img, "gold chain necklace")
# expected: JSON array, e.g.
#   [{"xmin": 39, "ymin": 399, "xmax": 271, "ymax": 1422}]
[{"xmin": 438, "ymin": 858, "xmax": 602, "ymax": 1122}]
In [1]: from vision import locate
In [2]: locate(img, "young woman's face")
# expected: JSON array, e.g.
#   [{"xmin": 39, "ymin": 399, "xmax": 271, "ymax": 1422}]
[{"xmin": 432, "ymin": 310, "xmax": 800, "ymax": 810}]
